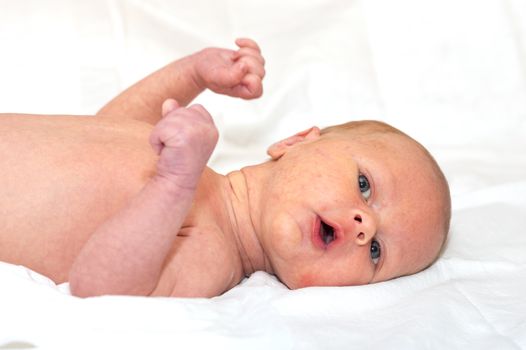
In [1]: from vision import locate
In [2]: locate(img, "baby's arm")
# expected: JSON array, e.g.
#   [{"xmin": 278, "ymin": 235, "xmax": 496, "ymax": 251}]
[
  {"xmin": 69, "ymin": 100, "xmax": 217, "ymax": 297},
  {"xmin": 97, "ymin": 38, "xmax": 265, "ymax": 125}
]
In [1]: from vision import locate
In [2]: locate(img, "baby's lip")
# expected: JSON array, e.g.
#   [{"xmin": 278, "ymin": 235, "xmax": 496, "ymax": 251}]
[
  {"xmin": 311, "ymin": 215, "xmax": 341, "ymax": 250},
  {"xmin": 311, "ymin": 216, "xmax": 325, "ymax": 250}
]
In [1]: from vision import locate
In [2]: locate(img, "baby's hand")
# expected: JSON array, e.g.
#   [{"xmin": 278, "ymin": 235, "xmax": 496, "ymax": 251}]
[
  {"xmin": 149, "ymin": 99, "xmax": 218, "ymax": 191},
  {"xmin": 193, "ymin": 38, "xmax": 265, "ymax": 99}
]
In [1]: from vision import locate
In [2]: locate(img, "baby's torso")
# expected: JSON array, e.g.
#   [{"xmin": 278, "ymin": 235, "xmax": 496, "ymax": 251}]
[
  {"xmin": 0, "ymin": 114, "xmax": 241, "ymax": 293},
  {"xmin": 0, "ymin": 115, "xmax": 243, "ymax": 296}
]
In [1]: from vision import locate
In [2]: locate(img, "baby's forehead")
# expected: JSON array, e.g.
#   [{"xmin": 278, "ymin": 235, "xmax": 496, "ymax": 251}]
[
  {"xmin": 325, "ymin": 127, "xmax": 425, "ymax": 161},
  {"xmin": 319, "ymin": 124, "xmax": 442, "ymax": 187}
]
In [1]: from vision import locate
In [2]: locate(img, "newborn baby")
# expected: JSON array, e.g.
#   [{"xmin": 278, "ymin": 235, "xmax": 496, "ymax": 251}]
[{"xmin": 0, "ymin": 39, "xmax": 451, "ymax": 297}]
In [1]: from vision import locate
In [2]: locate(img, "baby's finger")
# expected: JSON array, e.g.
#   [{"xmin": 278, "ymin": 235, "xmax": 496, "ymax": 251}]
[
  {"xmin": 235, "ymin": 47, "xmax": 265, "ymax": 66},
  {"xmin": 235, "ymin": 74, "xmax": 263, "ymax": 99},
  {"xmin": 222, "ymin": 60, "xmax": 248, "ymax": 86},
  {"xmin": 235, "ymin": 38, "xmax": 261, "ymax": 53},
  {"xmin": 237, "ymin": 55, "xmax": 265, "ymax": 79}
]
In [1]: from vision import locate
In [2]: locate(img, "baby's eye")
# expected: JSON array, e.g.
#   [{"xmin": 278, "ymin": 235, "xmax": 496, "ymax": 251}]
[
  {"xmin": 371, "ymin": 240, "xmax": 381, "ymax": 265},
  {"xmin": 358, "ymin": 174, "xmax": 371, "ymax": 200}
]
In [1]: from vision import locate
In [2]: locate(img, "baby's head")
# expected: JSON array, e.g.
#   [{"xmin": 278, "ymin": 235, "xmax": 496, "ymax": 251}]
[{"xmin": 257, "ymin": 120, "xmax": 450, "ymax": 289}]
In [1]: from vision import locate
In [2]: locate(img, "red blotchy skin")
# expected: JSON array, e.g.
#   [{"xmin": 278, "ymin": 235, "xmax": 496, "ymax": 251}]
[{"xmin": 299, "ymin": 273, "xmax": 315, "ymax": 288}]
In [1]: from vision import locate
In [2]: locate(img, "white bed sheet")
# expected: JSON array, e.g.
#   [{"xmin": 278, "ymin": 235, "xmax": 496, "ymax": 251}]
[{"xmin": 1, "ymin": 0, "xmax": 525, "ymax": 349}]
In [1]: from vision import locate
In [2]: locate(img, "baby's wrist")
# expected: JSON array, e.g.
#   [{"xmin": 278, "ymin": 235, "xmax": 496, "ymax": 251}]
[
  {"xmin": 151, "ymin": 172, "xmax": 199, "ymax": 198},
  {"xmin": 185, "ymin": 51, "xmax": 207, "ymax": 91},
  {"xmin": 166, "ymin": 54, "xmax": 205, "ymax": 96}
]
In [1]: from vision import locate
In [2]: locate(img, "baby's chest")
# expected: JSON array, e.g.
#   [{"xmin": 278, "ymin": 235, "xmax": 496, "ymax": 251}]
[{"xmin": 152, "ymin": 226, "xmax": 243, "ymax": 297}]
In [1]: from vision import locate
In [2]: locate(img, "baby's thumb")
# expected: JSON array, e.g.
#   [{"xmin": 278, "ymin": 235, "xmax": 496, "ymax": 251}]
[{"xmin": 162, "ymin": 98, "xmax": 180, "ymax": 118}]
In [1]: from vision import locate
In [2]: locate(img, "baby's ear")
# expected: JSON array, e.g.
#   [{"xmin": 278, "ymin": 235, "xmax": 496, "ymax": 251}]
[{"xmin": 267, "ymin": 126, "xmax": 321, "ymax": 160}]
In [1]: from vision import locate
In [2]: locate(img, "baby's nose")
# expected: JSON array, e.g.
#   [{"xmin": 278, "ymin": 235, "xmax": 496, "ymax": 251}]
[{"xmin": 350, "ymin": 208, "xmax": 377, "ymax": 246}]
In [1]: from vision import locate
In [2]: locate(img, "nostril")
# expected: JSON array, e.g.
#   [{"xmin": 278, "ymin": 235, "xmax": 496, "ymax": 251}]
[{"xmin": 354, "ymin": 214, "xmax": 362, "ymax": 223}]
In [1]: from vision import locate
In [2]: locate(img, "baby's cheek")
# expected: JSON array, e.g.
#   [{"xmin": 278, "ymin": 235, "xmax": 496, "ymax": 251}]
[
  {"xmin": 298, "ymin": 272, "xmax": 342, "ymax": 288},
  {"xmin": 297, "ymin": 272, "xmax": 318, "ymax": 288},
  {"xmin": 269, "ymin": 213, "xmax": 303, "ymax": 259},
  {"xmin": 298, "ymin": 264, "xmax": 373, "ymax": 288}
]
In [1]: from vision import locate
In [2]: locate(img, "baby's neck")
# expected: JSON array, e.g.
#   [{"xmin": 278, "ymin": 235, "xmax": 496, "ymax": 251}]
[{"xmin": 223, "ymin": 166, "xmax": 273, "ymax": 277}]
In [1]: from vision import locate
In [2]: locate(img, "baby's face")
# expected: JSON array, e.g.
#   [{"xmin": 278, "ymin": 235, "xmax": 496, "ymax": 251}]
[{"xmin": 258, "ymin": 129, "xmax": 447, "ymax": 289}]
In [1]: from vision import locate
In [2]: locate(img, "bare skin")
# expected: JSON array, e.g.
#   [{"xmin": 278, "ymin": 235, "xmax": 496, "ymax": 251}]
[
  {"xmin": 0, "ymin": 39, "xmax": 448, "ymax": 298},
  {"xmin": 0, "ymin": 39, "xmax": 267, "ymax": 297}
]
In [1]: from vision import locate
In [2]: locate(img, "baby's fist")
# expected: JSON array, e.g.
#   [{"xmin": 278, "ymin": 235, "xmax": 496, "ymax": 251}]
[
  {"xmin": 194, "ymin": 38, "xmax": 265, "ymax": 100},
  {"xmin": 149, "ymin": 99, "xmax": 218, "ymax": 191}
]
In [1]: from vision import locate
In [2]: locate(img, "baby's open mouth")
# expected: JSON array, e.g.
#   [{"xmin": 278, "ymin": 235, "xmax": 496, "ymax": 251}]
[{"xmin": 320, "ymin": 220, "xmax": 335, "ymax": 245}]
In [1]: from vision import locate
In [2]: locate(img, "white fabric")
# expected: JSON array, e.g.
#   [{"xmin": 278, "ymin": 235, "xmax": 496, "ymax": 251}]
[{"xmin": 1, "ymin": 0, "xmax": 525, "ymax": 349}]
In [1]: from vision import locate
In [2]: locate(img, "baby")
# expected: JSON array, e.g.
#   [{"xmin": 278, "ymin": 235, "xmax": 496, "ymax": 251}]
[{"xmin": 0, "ymin": 39, "xmax": 451, "ymax": 298}]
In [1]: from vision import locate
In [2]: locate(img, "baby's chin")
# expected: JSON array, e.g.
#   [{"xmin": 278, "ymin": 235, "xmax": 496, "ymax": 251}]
[
  {"xmin": 278, "ymin": 272, "xmax": 349, "ymax": 290},
  {"xmin": 273, "ymin": 270, "xmax": 313, "ymax": 290}
]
